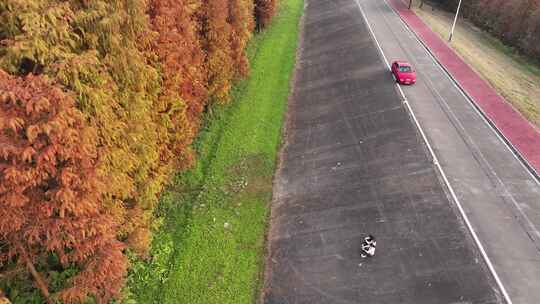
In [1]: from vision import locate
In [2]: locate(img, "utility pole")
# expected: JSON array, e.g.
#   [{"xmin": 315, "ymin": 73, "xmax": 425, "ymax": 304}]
[{"xmin": 448, "ymin": 0, "xmax": 463, "ymax": 42}]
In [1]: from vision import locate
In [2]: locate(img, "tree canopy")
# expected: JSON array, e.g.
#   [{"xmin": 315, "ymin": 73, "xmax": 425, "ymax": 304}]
[{"xmin": 0, "ymin": 0, "xmax": 278, "ymax": 302}]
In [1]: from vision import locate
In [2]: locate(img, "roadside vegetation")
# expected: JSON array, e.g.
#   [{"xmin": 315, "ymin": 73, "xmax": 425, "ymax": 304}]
[
  {"xmin": 0, "ymin": 0, "xmax": 288, "ymax": 303},
  {"xmin": 422, "ymin": 0, "xmax": 540, "ymax": 59},
  {"xmin": 127, "ymin": 1, "xmax": 303, "ymax": 303},
  {"xmin": 412, "ymin": 1, "xmax": 540, "ymax": 128}
]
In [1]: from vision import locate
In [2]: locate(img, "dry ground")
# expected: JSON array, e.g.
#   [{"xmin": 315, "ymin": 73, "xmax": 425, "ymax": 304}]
[{"xmin": 413, "ymin": 2, "xmax": 540, "ymax": 128}]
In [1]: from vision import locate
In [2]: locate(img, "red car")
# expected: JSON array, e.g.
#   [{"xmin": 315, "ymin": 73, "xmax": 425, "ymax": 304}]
[{"xmin": 391, "ymin": 60, "xmax": 416, "ymax": 85}]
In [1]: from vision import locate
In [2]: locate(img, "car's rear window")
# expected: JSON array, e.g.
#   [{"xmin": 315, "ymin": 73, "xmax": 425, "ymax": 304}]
[{"xmin": 399, "ymin": 66, "xmax": 412, "ymax": 73}]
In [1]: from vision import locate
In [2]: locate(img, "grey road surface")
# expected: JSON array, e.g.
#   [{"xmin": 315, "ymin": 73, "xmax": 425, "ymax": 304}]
[
  {"xmin": 263, "ymin": 0, "xmax": 504, "ymax": 303},
  {"xmin": 356, "ymin": 0, "xmax": 540, "ymax": 303}
]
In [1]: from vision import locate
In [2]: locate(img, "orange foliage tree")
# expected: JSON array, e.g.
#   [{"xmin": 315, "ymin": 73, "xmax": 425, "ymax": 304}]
[
  {"xmin": 199, "ymin": 0, "xmax": 235, "ymax": 103},
  {"xmin": 255, "ymin": 0, "xmax": 278, "ymax": 30},
  {"xmin": 229, "ymin": 0, "xmax": 255, "ymax": 78},
  {"xmin": 0, "ymin": 70, "xmax": 127, "ymax": 303},
  {"xmin": 148, "ymin": 0, "xmax": 208, "ymax": 169},
  {"xmin": 0, "ymin": 0, "xmax": 282, "ymax": 301}
]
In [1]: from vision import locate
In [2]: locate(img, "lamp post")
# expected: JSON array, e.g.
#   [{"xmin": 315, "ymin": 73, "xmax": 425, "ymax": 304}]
[{"xmin": 448, "ymin": 0, "xmax": 463, "ymax": 42}]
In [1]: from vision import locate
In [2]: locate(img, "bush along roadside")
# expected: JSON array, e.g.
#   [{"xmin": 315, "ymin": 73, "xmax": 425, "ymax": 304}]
[{"xmin": 126, "ymin": 0, "xmax": 304, "ymax": 303}]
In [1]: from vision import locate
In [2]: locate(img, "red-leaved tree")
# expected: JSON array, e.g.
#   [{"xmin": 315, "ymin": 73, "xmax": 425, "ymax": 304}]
[
  {"xmin": 148, "ymin": 0, "xmax": 208, "ymax": 169},
  {"xmin": 255, "ymin": 0, "xmax": 278, "ymax": 30},
  {"xmin": 229, "ymin": 0, "xmax": 255, "ymax": 78},
  {"xmin": 0, "ymin": 70, "xmax": 127, "ymax": 303},
  {"xmin": 199, "ymin": 0, "xmax": 235, "ymax": 103}
]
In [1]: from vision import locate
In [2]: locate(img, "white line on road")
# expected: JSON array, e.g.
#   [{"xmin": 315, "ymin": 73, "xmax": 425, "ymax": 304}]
[{"xmin": 354, "ymin": 0, "xmax": 513, "ymax": 303}]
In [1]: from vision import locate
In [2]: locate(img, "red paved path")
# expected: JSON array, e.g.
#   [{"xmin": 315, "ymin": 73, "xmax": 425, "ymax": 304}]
[{"xmin": 388, "ymin": 0, "xmax": 540, "ymax": 176}]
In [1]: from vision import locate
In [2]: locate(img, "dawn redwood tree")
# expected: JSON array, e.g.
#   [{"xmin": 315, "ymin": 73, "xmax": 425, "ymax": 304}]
[
  {"xmin": 0, "ymin": 0, "xmax": 166, "ymax": 258},
  {"xmin": 229, "ymin": 0, "xmax": 255, "ymax": 78},
  {"xmin": 199, "ymin": 0, "xmax": 235, "ymax": 103},
  {"xmin": 148, "ymin": 0, "xmax": 208, "ymax": 171},
  {"xmin": 0, "ymin": 0, "xmax": 284, "ymax": 300},
  {"xmin": 0, "ymin": 70, "xmax": 127, "ymax": 303},
  {"xmin": 255, "ymin": 0, "xmax": 277, "ymax": 30}
]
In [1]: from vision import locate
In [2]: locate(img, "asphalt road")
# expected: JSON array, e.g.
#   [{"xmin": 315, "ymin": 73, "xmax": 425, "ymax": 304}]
[
  {"xmin": 262, "ymin": 0, "xmax": 504, "ymax": 303},
  {"xmin": 357, "ymin": 0, "xmax": 540, "ymax": 302}
]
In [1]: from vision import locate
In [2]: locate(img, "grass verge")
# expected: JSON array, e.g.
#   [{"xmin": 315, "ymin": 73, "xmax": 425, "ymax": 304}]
[
  {"xmin": 125, "ymin": 0, "xmax": 304, "ymax": 303},
  {"xmin": 412, "ymin": 2, "xmax": 540, "ymax": 128}
]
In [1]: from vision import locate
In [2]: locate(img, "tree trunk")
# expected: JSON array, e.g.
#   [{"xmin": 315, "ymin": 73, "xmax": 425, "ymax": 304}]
[
  {"xmin": 17, "ymin": 245, "xmax": 53, "ymax": 304},
  {"xmin": 409, "ymin": 0, "xmax": 413, "ymax": 9}
]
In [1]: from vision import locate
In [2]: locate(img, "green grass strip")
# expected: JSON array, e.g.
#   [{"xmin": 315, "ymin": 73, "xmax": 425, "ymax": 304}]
[{"xmin": 126, "ymin": 0, "xmax": 304, "ymax": 303}]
